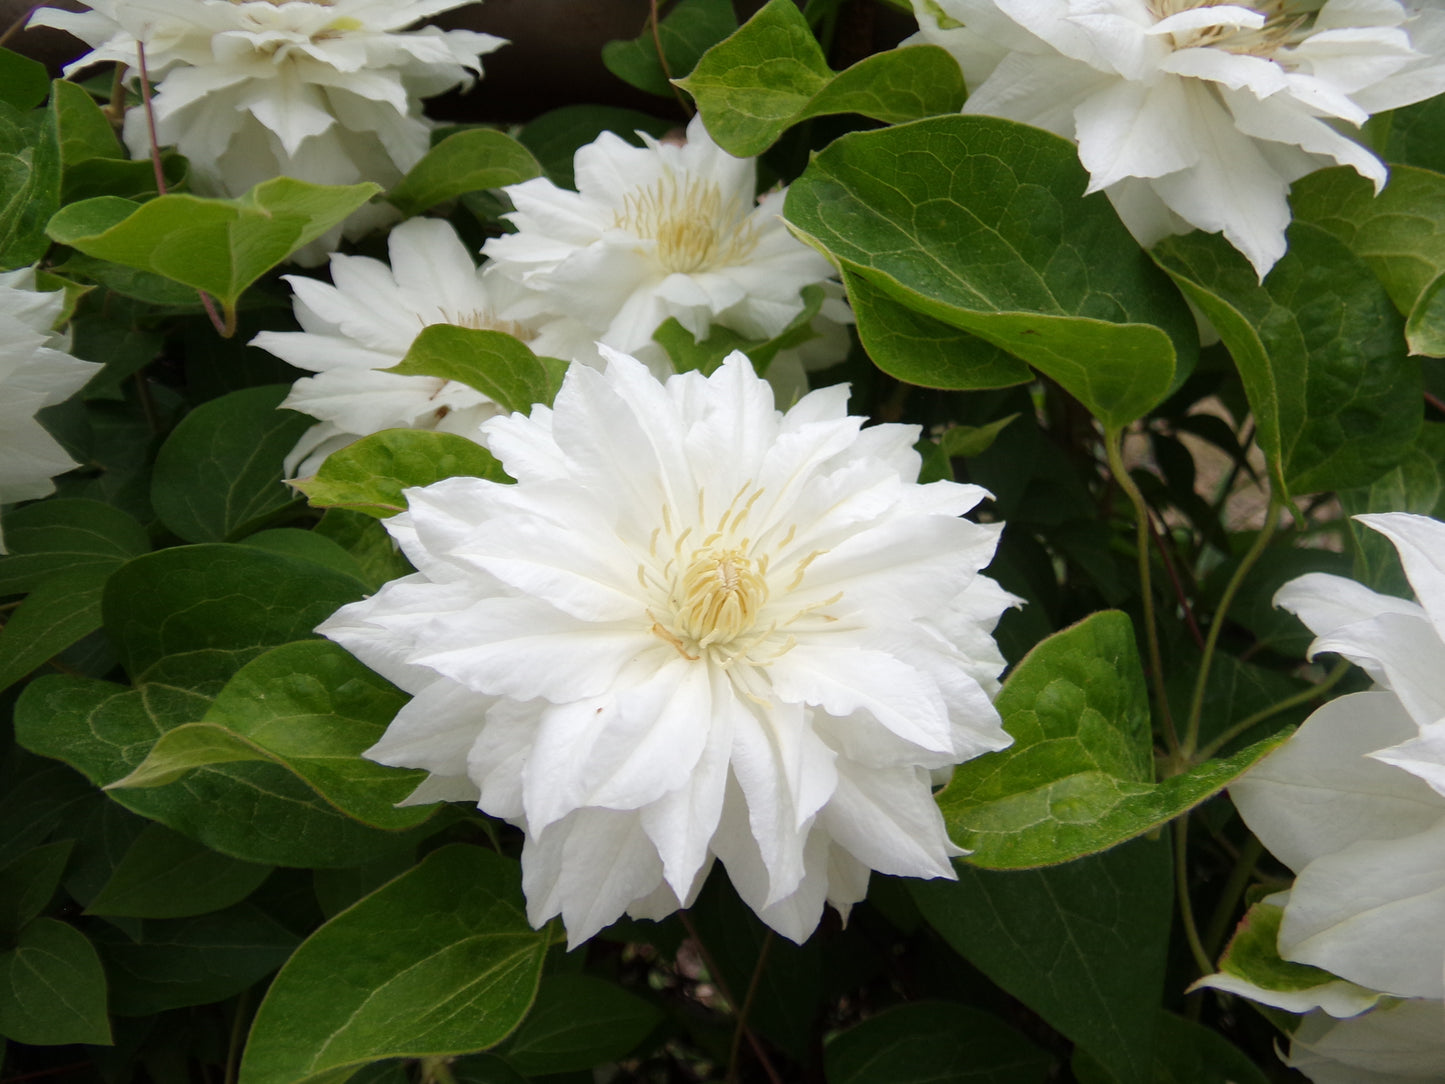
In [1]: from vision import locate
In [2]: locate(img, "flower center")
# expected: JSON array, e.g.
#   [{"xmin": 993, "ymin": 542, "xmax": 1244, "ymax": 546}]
[
  {"xmin": 674, "ymin": 548, "xmax": 769, "ymax": 647},
  {"xmin": 1148, "ymin": 0, "xmax": 1318, "ymax": 57},
  {"xmin": 615, "ymin": 171, "xmax": 760, "ymax": 274}
]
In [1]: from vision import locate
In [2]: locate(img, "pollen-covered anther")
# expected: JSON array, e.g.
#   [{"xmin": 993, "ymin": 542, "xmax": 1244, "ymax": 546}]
[
  {"xmin": 675, "ymin": 548, "xmax": 769, "ymax": 647},
  {"xmin": 616, "ymin": 172, "xmax": 760, "ymax": 274}
]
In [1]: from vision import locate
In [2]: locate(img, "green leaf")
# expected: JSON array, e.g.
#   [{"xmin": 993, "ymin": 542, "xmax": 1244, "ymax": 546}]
[
  {"xmin": 911, "ymin": 835, "xmax": 1172, "ymax": 1084},
  {"xmin": 55, "ymin": 250, "xmax": 206, "ymax": 308},
  {"xmin": 86, "ymin": 823, "xmax": 271, "ymax": 919},
  {"xmin": 102, "ymin": 544, "xmax": 365, "ymax": 692},
  {"xmin": 1386, "ymin": 94, "xmax": 1445, "ymax": 175},
  {"xmin": 109, "ymin": 640, "xmax": 431, "ymax": 831},
  {"xmin": 497, "ymin": 975, "xmax": 661, "ymax": 1076},
  {"xmin": 0, "ymin": 100, "xmax": 60, "ymax": 269},
  {"xmin": 92, "ymin": 903, "xmax": 300, "ymax": 1016},
  {"xmin": 387, "ymin": 324, "xmax": 567, "ymax": 415},
  {"xmin": 681, "ymin": 0, "xmax": 964, "ymax": 157},
  {"xmin": 150, "ymin": 385, "xmax": 312, "ymax": 543},
  {"xmin": 0, "ymin": 757, "xmax": 94, "ymax": 868},
  {"xmin": 0, "ymin": 841, "xmax": 74, "ymax": 936},
  {"xmin": 784, "ymin": 116, "xmax": 1195, "ymax": 427},
  {"xmin": 0, "ymin": 49, "xmax": 50, "ymax": 112},
  {"xmin": 602, "ymin": 0, "xmax": 737, "ymax": 98},
  {"xmin": 240, "ymin": 528, "xmax": 370, "ymax": 586},
  {"xmin": 1153, "ymin": 224, "xmax": 1420, "ymax": 497},
  {"xmin": 1341, "ymin": 421, "xmax": 1445, "ymax": 595},
  {"xmin": 0, "ymin": 918, "xmax": 111, "ymax": 1046},
  {"xmin": 941, "ymin": 414, "xmax": 1018, "ymax": 459},
  {"xmin": 516, "ymin": 106, "xmax": 673, "ymax": 190},
  {"xmin": 52, "ymin": 79, "xmax": 122, "ymax": 167},
  {"xmin": 938, "ymin": 612, "xmax": 1288, "ymax": 868},
  {"xmin": 241, "ymin": 845, "xmax": 550, "ymax": 1084},
  {"xmin": 0, "ymin": 565, "xmax": 112, "ymax": 694},
  {"xmin": 295, "ymin": 428, "xmax": 511, "ymax": 518},
  {"xmin": 826, "ymin": 1001, "xmax": 1051, "ymax": 1084},
  {"xmin": 387, "ymin": 128, "xmax": 541, "ymax": 217},
  {"xmin": 653, "ymin": 282, "xmax": 825, "ymax": 375},
  {"xmin": 1192, "ymin": 901, "xmax": 1385, "ymax": 1018},
  {"xmin": 46, "ymin": 177, "xmax": 381, "ymax": 309},
  {"xmin": 313, "ymin": 510, "xmax": 413, "ymax": 591},
  {"xmin": 1291, "ymin": 165, "xmax": 1445, "ymax": 356},
  {"xmin": 1074, "ymin": 1013, "xmax": 1272, "ymax": 1084}
]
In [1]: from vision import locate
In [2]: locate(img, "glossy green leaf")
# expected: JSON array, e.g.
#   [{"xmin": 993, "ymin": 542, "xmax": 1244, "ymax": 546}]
[
  {"xmin": 240, "ymin": 529, "xmax": 370, "ymax": 586},
  {"xmin": 825, "ymin": 1001, "xmax": 1051, "ymax": 1084},
  {"xmin": 241, "ymin": 845, "xmax": 550, "ymax": 1084},
  {"xmin": 1153, "ymin": 224, "xmax": 1419, "ymax": 496},
  {"xmin": 295, "ymin": 428, "xmax": 511, "ymax": 518},
  {"xmin": 14, "ymin": 673, "xmax": 423, "ymax": 869},
  {"xmin": 1291, "ymin": 165, "xmax": 1445, "ymax": 356},
  {"xmin": 682, "ymin": 0, "xmax": 964, "ymax": 156},
  {"xmin": 1341, "ymin": 422, "xmax": 1445, "ymax": 596},
  {"xmin": 0, "ymin": 100, "xmax": 60, "ymax": 269},
  {"xmin": 602, "ymin": 0, "xmax": 737, "ymax": 98},
  {"xmin": 387, "ymin": 128, "xmax": 541, "ymax": 217},
  {"xmin": 911, "ymin": 835, "xmax": 1172, "ymax": 1084},
  {"xmin": 46, "ymin": 177, "xmax": 381, "ymax": 308},
  {"xmin": 938, "ymin": 612, "xmax": 1288, "ymax": 868},
  {"xmin": 498, "ymin": 975, "xmax": 662, "ymax": 1076},
  {"xmin": 87, "ymin": 823, "xmax": 271, "ymax": 919},
  {"xmin": 0, "ymin": 565, "xmax": 112, "ymax": 694},
  {"xmin": 52, "ymin": 79, "xmax": 122, "ymax": 166},
  {"xmin": 0, "ymin": 841, "xmax": 74, "ymax": 936},
  {"xmin": 387, "ymin": 324, "xmax": 567, "ymax": 415},
  {"xmin": 150, "ymin": 385, "xmax": 311, "ymax": 543},
  {"xmin": 313, "ymin": 510, "xmax": 413, "ymax": 591},
  {"xmin": 1386, "ymin": 94, "xmax": 1445, "ymax": 175},
  {"xmin": 0, "ymin": 918, "xmax": 111, "ymax": 1046},
  {"xmin": 0, "ymin": 49, "xmax": 50, "ymax": 112},
  {"xmin": 1074, "ymin": 1013, "xmax": 1271, "ymax": 1084},
  {"xmin": 92, "ymin": 903, "xmax": 300, "ymax": 1016},
  {"xmin": 785, "ymin": 116, "xmax": 1194, "ymax": 426},
  {"xmin": 102, "ymin": 544, "xmax": 365, "ymax": 691},
  {"xmin": 109, "ymin": 640, "xmax": 430, "ymax": 831}
]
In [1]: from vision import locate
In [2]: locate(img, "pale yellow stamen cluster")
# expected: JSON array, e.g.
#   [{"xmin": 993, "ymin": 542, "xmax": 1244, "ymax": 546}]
[
  {"xmin": 615, "ymin": 171, "xmax": 761, "ymax": 275},
  {"xmin": 1148, "ymin": 0, "xmax": 1317, "ymax": 57},
  {"xmin": 641, "ymin": 482, "xmax": 840, "ymax": 668}
]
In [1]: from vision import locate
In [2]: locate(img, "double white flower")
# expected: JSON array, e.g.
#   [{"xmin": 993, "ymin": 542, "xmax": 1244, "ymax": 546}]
[
  {"xmin": 320, "ymin": 350, "xmax": 1015, "ymax": 945},
  {"xmin": 912, "ymin": 0, "xmax": 1445, "ymax": 277},
  {"xmin": 33, "ymin": 0, "xmax": 505, "ymax": 258},
  {"xmin": 1220, "ymin": 513, "xmax": 1445, "ymax": 1080},
  {"xmin": 0, "ymin": 268, "xmax": 102, "ymax": 552},
  {"xmin": 482, "ymin": 115, "xmax": 852, "ymax": 393}
]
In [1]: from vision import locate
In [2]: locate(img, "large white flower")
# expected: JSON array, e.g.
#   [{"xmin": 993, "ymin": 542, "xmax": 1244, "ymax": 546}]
[
  {"xmin": 319, "ymin": 349, "xmax": 1015, "ymax": 945},
  {"xmin": 911, "ymin": 0, "xmax": 1445, "ymax": 277},
  {"xmin": 481, "ymin": 114, "xmax": 852, "ymax": 386},
  {"xmin": 31, "ymin": 0, "xmax": 505, "ymax": 260},
  {"xmin": 0, "ymin": 268, "xmax": 103, "ymax": 552},
  {"xmin": 1214, "ymin": 513, "xmax": 1445, "ymax": 1080},
  {"xmin": 250, "ymin": 217, "xmax": 566, "ymax": 477}
]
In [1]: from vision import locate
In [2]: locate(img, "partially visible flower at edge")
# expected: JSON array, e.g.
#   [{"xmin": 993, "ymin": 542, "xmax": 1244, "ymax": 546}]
[
  {"xmin": 911, "ymin": 0, "xmax": 1445, "ymax": 278},
  {"xmin": 481, "ymin": 112, "xmax": 854, "ymax": 396},
  {"xmin": 319, "ymin": 348, "xmax": 1017, "ymax": 946},
  {"xmin": 1203, "ymin": 512, "xmax": 1445, "ymax": 1081},
  {"xmin": 0, "ymin": 267, "xmax": 102, "ymax": 552},
  {"xmin": 30, "ymin": 0, "xmax": 506, "ymax": 263},
  {"xmin": 250, "ymin": 216, "xmax": 569, "ymax": 478}
]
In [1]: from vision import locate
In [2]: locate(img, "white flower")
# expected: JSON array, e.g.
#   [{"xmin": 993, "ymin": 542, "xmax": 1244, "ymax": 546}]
[
  {"xmin": 1214, "ymin": 512, "xmax": 1445, "ymax": 1080},
  {"xmin": 481, "ymin": 114, "xmax": 852, "ymax": 383},
  {"xmin": 31, "ymin": 0, "xmax": 506, "ymax": 261},
  {"xmin": 250, "ymin": 217, "xmax": 563, "ymax": 477},
  {"xmin": 911, "ymin": 0, "xmax": 1445, "ymax": 277},
  {"xmin": 319, "ymin": 349, "xmax": 1015, "ymax": 946},
  {"xmin": 0, "ymin": 268, "xmax": 103, "ymax": 552}
]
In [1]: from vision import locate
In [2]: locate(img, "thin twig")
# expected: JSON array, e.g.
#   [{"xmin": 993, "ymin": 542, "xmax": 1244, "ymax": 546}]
[
  {"xmin": 1174, "ymin": 816, "xmax": 1213, "ymax": 979},
  {"xmin": 678, "ymin": 911, "xmax": 784, "ymax": 1084},
  {"xmin": 727, "ymin": 931, "xmax": 775, "ymax": 1084},
  {"xmin": 1197, "ymin": 658, "xmax": 1349, "ymax": 761},
  {"xmin": 1147, "ymin": 514, "xmax": 1204, "ymax": 649},
  {"xmin": 0, "ymin": 1062, "xmax": 91, "ymax": 1084},
  {"xmin": 0, "ymin": 3, "xmax": 43, "ymax": 50},
  {"xmin": 650, "ymin": 0, "xmax": 695, "ymax": 117},
  {"xmin": 1425, "ymin": 390, "xmax": 1445, "ymax": 416}
]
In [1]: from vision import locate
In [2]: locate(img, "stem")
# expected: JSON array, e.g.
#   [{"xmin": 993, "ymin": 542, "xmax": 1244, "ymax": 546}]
[
  {"xmin": 0, "ymin": 4, "xmax": 43, "ymax": 49},
  {"xmin": 105, "ymin": 62, "xmax": 129, "ymax": 125},
  {"xmin": 1197, "ymin": 658, "xmax": 1349, "ymax": 761},
  {"xmin": 1174, "ymin": 816, "xmax": 1213, "ymax": 979},
  {"xmin": 678, "ymin": 911, "xmax": 783, "ymax": 1084},
  {"xmin": 650, "ymin": 0, "xmax": 694, "ymax": 118},
  {"xmin": 224, "ymin": 989, "xmax": 252, "ymax": 1084},
  {"xmin": 1425, "ymin": 390, "xmax": 1445, "ymax": 416},
  {"xmin": 726, "ymin": 931, "xmax": 774, "ymax": 1083},
  {"xmin": 1203, "ymin": 835, "xmax": 1263, "ymax": 961},
  {"xmin": 1105, "ymin": 426, "xmax": 1180, "ymax": 756},
  {"xmin": 419, "ymin": 1058, "xmax": 458, "ymax": 1084},
  {"xmin": 1148, "ymin": 515, "xmax": 1204, "ymax": 650},
  {"xmin": 1182, "ymin": 488, "xmax": 1282, "ymax": 757}
]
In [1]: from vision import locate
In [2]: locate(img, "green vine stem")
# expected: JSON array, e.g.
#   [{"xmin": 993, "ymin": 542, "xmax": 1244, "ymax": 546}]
[
  {"xmin": 1203, "ymin": 835, "xmax": 1264, "ymax": 962},
  {"xmin": 1196, "ymin": 657, "xmax": 1349, "ymax": 761},
  {"xmin": 1105, "ymin": 426, "xmax": 1180, "ymax": 757},
  {"xmin": 1174, "ymin": 816, "xmax": 1213, "ymax": 979}
]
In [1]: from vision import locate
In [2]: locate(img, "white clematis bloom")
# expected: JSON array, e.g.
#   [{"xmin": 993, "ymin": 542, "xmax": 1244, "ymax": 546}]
[
  {"xmin": 1217, "ymin": 512, "xmax": 1445, "ymax": 1080},
  {"xmin": 0, "ymin": 268, "xmax": 102, "ymax": 552},
  {"xmin": 250, "ymin": 217, "xmax": 560, "ymax": 477},
  {"xmin": 319, "ymin": 349, "xmax": 1016, "ymax": 945},
  {"xmin": 911, "ymin": 0, "xmax": 1445, "ymax": 277},
  {"xmin": 481, "ymin": 114, "xmax": 853, "ymax": 388},
  {"xmin": 31, "ymin": 0, "xmax": 505, "ymax": 260}
]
